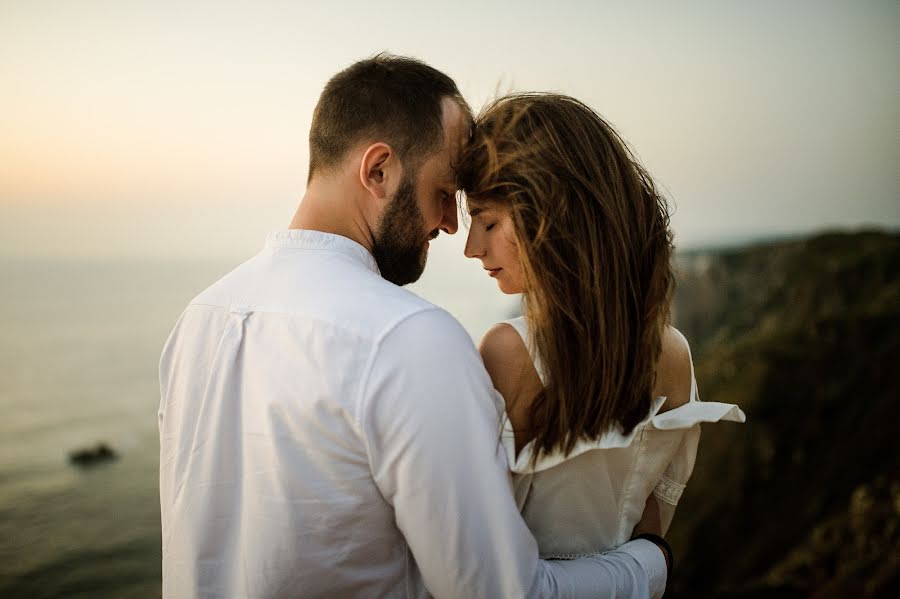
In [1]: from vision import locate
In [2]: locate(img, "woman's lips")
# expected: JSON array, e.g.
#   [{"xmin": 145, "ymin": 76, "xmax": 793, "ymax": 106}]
[{"xmin": 488, "ymin": 268, "xmax": 502, "ymax": 278}]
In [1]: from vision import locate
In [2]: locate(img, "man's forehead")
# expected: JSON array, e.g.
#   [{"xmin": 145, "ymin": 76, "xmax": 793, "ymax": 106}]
[
  {"xmin": 440, "ymin": 96, "xmax": 469, "ymax": 131},
  {"xmin": 441, "ymin": 99, "xmax": 470, "ymax": 152},
  {"xmin": 420, "ymin": 97, "xmax": 468, "ymax": 185}
]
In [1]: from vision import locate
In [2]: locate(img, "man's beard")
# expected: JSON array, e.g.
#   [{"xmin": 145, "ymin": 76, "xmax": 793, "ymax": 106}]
[{"xmin": 371, "ymin": 174, "xmax": 432, "ymax": 286}]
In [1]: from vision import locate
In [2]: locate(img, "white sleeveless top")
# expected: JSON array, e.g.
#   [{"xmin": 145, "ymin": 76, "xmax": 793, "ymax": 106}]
[{"xmin": 501, "ymin": 316, "xmax": 746, "ymax": 559}]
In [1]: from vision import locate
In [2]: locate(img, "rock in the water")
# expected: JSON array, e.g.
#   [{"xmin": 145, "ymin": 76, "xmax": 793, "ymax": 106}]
[{"xmin": 69, "ymin": 442, "xmax": 118, "ymax": 467}]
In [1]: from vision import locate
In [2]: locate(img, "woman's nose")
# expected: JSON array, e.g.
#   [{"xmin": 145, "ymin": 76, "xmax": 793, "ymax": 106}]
[{"xmin": 464, "ymin": 231, "xmax": 483, "ymax": 259}]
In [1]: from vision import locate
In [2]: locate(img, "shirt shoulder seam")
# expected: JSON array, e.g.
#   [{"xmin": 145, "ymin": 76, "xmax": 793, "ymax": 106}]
[{"xmin": 355, "ymin": 305, "xmax": 449, "ymax": 417}]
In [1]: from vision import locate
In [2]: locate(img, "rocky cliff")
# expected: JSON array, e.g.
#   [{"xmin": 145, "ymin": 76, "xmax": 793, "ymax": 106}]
[{"xmin": 667, "ymin": 230, "xmax": 900, "ymax": 597}]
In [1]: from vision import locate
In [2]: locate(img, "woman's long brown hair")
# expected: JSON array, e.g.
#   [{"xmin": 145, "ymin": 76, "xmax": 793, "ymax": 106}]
[{"xmin": 458, "ymin": 93, "xmax": 674, "ymax": 464}]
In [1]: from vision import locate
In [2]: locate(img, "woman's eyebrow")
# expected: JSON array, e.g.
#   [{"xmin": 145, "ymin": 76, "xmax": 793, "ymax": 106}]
[{"xmin": 470, "ymin": 207, "xmax": 498, "ymax": 218}]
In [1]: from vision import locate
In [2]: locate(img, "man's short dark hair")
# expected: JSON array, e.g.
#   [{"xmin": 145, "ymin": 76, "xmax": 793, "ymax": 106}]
[{"xmin": 308, "ymin": 53, "xmax": 470, "ymax": 182}]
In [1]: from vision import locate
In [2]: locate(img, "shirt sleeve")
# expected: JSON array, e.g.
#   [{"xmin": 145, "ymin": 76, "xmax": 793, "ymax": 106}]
[
  {"xmin": 359, "ymin": 308, "xmax": 667, "ymax": 599},
  {"xmin": 653, "ymin": 424, "xmax": 701, "ymax": 535}
]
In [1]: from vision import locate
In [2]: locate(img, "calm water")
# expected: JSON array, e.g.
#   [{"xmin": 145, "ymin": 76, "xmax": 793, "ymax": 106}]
[{"xmin": 0, "ymin": 246, "xmax": 516, "ymax": 597}]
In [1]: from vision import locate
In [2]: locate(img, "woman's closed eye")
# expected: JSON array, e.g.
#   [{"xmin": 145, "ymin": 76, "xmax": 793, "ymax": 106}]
[{"xmin": 485, "ymin": 223, "xmax": 496, "ymax": 231}]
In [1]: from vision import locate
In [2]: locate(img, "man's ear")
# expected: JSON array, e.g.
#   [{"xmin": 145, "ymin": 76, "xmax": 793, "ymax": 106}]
[{"xmin": 359, "ymin": 142, "xmax": 399, "ymax": 201}]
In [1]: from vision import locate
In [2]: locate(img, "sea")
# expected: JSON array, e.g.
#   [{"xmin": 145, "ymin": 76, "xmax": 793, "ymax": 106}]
[{"xmin": 0, "ymin": 241, "xmax": 518, "ymax": 597}]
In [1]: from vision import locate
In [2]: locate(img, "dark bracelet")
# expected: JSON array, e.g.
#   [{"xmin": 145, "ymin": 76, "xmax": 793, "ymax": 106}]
[{"xmin": 633, "ymin": 533, "xmax": 674, "ymax": 578}]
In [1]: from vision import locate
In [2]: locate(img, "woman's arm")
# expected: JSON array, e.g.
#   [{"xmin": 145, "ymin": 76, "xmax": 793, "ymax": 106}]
[
  {"xmin": 479, "ymin": 323, "xmax": 544, "ymax": 454},
  {"xmin": 632, "ymin": 494, "xmax": 663, "ymax": 538},
  {"xmin": 648, "ymin": 326, "xmax": 700, "ymax": 534}
]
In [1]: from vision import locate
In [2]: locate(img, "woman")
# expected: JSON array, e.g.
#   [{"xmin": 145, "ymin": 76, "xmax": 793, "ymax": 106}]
[{"xmin": 458, "ymin": 93, "xmax": 745, "ymax": 558}]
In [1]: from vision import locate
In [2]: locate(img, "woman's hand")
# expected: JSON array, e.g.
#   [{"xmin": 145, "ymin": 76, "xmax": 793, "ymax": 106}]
[
  {"xmin": 631, "ymin": 494, "xmax": 662, "ymax": 538},
  {"xmin": 631, "ymin": 495, "xmax": 673, "ymax": 577}
]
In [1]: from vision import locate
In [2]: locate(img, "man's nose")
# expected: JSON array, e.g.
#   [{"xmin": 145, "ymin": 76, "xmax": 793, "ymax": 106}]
[{"xmin": 440, "ymin": 197, "xmax": 459, "ymax": 235}]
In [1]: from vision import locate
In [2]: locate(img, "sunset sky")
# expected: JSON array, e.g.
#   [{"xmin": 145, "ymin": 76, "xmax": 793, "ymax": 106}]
[{"xmin": 1, "ymin": 0, "xmax": 897, "ymax": 260}]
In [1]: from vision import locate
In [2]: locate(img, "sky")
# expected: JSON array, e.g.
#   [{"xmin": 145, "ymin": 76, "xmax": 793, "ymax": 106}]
[{"xmin": 1, "ymin": 0, "xmax": 898, "ymax": 260}]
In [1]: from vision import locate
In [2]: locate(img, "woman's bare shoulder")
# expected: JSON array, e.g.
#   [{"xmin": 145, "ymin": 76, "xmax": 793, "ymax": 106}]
[
  {"xmin": 478, "ymin": 323, "xmax": 543, "ymax": 430},
  {"xmin": 655, "ymin": 326, "xmax": 695, "ymax": 412},
  {"xmin": 478, "ymin": 323, "xmax": 533, "ymax": 395}
]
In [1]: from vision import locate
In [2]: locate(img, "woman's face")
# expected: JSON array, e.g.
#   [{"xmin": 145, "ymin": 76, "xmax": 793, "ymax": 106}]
[{"xmin": 463, "ymin": 202, "xmax": 524, "ymax": 294}]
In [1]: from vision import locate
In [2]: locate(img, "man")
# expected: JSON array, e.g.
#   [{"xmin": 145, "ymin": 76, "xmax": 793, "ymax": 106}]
[{"xmin": 159, "ymin": 54, "xmax": 668, "ymax": 598}]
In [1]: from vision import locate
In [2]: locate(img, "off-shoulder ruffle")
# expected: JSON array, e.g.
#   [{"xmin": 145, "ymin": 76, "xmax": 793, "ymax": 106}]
[
  {"xmin": 650, "ymin": 401, "xmax": 746, "ymax": 430},
  {"xmin": 504, "ymin": 396, "xmax": 746, "ymax": 474}
]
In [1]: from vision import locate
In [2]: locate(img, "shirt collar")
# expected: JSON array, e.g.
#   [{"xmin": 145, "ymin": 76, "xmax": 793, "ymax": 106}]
[{"xmin": 265, "ymin": 229, "xmax": 380, "ymax": 276}]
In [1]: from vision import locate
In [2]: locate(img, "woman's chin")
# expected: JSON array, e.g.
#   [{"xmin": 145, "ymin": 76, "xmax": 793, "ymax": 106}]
[{"xmin": 496, "ymin": 281, "xmax": 523, "ymax": 295}]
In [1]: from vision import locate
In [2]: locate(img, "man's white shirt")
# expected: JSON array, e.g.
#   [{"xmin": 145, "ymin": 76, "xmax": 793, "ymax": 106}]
[{"xmin": 159, "ymin": 229, "xmax": 666, "ymax": 598}]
